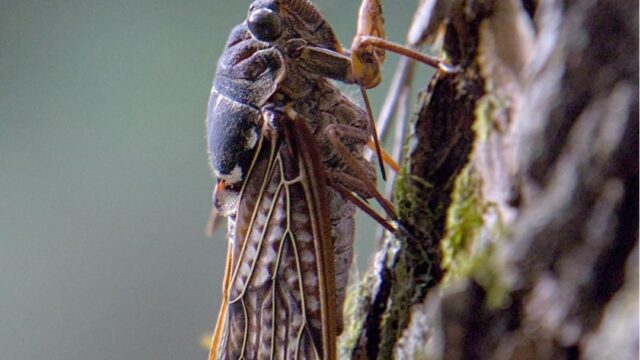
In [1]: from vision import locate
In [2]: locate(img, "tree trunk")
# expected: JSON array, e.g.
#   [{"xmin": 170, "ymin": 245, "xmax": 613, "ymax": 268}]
[{"xmin": 340, "ymin": 0, "xmax": 638, "ymax": 359}]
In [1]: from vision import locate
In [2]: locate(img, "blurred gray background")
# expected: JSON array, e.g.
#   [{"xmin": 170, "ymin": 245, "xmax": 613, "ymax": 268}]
[{"xmin": 0, "ymin": 1, "xmax": 424, "ymax": 359}]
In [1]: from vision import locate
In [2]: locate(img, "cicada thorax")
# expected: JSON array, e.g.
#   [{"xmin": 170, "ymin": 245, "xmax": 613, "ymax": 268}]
[{"xmin": 207, "ymin": 23, "xmax": 286, "ymax": 215}]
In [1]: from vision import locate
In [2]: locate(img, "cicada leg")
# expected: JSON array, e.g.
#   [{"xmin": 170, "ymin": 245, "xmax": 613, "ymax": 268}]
[
  {"xmin": 366, "ymin": 140, "xmax": 400, "ymax": 173},
  {"xmin": 350, "ymin": 0, "xmax": 455, "ymax": 85},
  {"xmin": 358, "ymin": 86, "xmax": 388, "ymax": 181},
  {"xmin": 332, "ymin": 181, "xmax": 396, "ymax": 233},
  {"xmin": 281, "ymin": 106, "xmax": 396, "ymax": 235},
  {"xmin": 285, "ymin": 1, "xmax": 456, "ymax": 229},
  {"xmin": 324, "ymin": 124, "xmax": 394, "ymax": 213},
  {"xmin": 357, "ymin": 35, "xmax": 457, "ymax": 72}
]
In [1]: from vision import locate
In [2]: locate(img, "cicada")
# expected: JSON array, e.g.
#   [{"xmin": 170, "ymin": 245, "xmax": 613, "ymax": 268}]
[{"xmin": 206, "ymin": 0, "xmax": 448, "ymax": 359}]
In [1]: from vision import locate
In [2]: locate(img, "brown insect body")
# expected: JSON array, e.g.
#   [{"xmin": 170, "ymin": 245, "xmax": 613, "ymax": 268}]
[{"xmin": 208, "ymin": 1, "xmax": 376, "ymax": 359}]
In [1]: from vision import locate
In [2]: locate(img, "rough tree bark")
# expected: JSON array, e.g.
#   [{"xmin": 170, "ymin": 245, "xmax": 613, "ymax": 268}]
[{"xmin": 340, "ymin": 0, "xmax": 638, "ymax": 359}]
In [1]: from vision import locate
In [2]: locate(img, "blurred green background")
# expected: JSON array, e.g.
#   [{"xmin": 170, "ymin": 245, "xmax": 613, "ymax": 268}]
[{"xmin": 0, "ymin": 1, "xmax": 425, "ymax": 359}]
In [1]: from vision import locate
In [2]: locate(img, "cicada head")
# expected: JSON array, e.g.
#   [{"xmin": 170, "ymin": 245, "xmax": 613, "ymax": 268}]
[{"xmin": 246, "ymin": 0, "xmax": 341, "ymax": 51}]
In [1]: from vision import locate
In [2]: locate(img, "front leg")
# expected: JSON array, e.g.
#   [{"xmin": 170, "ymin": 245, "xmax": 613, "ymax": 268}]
[
  {"xmin": 290, "ymin": 43, "xmax": 356, "ymax": 84},
  {"xmin": 289, "ymin": 0, "xmax": 387, "ymax": 89},
  {"xmin": 352, "ymin": 0, "xmax": 457, "ymax": 74},
  {"xmin": 350, "ymin": 0, "xmax": 386, "ymax": 89},
  {"xmin": 288, "ymin": 0, "xmax": 452, "ymax": 86}
]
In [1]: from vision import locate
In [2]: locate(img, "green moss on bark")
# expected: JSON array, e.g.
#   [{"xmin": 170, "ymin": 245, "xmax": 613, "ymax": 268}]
[{"xmin": 338, "ymin": 275, "xmax": 372, "ymax": 358}]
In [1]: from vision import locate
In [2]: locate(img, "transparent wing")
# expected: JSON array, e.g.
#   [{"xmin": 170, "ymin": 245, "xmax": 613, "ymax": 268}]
[{"xmin": 212, "ymin": 114, "xmax": 336, "ymax": 360}]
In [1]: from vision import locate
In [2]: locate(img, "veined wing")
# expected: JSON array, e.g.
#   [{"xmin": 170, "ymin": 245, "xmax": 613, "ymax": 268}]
[{"xmin": 211, "ymin": 111, "xmax": 337, "ymax": 360}]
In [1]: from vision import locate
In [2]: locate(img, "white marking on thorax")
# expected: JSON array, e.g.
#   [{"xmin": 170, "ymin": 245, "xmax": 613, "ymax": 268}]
[{"xmin": 217, "ymin": 165, "xmax": 243, "ymax": 184}]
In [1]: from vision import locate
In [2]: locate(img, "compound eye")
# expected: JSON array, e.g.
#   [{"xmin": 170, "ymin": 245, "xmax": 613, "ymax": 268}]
[{"xmin": 247, "ymin": 8, "xmax": 282, "ymax": 42}]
